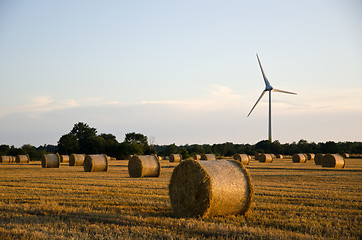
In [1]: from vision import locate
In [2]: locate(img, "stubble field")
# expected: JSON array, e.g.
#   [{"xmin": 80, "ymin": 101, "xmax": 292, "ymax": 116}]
[{"xmin": 0, "ymin": 157, "xmax": 361, "ymax": 239}]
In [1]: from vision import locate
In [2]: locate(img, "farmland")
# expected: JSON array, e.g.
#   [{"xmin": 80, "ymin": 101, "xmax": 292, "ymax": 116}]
[{"xmin": 0, "ymin": 158, "xmax": 361, "ymax": 239}]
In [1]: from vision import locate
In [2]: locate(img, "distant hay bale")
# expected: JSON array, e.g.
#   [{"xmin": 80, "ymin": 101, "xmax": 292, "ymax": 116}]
[
  {"xmin": 305, "ymin": 153, "xmax": 315, "ymax": 161},
  {"xmin": 233, "ymin": 154, "xmax": 250, "ymax": 165},
  {"xmin": 128, "ymin": 155, "xmax": 161, "ymax": 178},
  {"xmin": 258, "ymin": 154, "xmax": 273, "ymax": 163},
  {"xmin": 84, "ymin": 154, "xmax": 109, "ymax": 172},
  {"xmin": 276, "ymin": 154, "xmax": 284, "ymax": 159},
  {"xmin": 69, "ymin": 154, "xmax": 86, "ymax": 166},
  {"xmin": 201, "ymin": 154, "xmax": 216, "ymax": 161},
  {"xmin": 16, "ymin": 154, "xmax": 30, "ymax": 163},
  {"xmin": 60, "ymin": 155, "xmax": 69, "ymax": 163},
  {"xmin": 169, "ymin": 154, "xmax": 182, "ymax": 162},
  {"xmin": 10, "ymin": 156, "xmax": 16, "ymax": 163},
  {"xmin": 0, "ymin": 156, "xmax": 11, "ymax": 163},
  {"xmin": 194, "ymin": 154, "xmax": 201, "ymax": 160},
  {"xmin": 314, "ymin": 154, "xmax": 325, "ymax": 165},
  {"xmin": 41, "ymin": 153, "xmax": 60, "ymax": 168},
  {"xmin": 292, "ymin": 154, "xmax": 307, "ymax": 163},
  {"xmin": 341, "ymin": 153, "xmax": 349, "ymax": 158},
  {"xmin": 322, "ymin": 154, "xmax": 345, "ymax": 168},
  {"xmin": 127, "ymin": 155, "xmax": 134, "ymax": 160},
  {"xmin": 270, "ymin": 154, "xmax": 276, "ymax": 159},
  {"xmin": 169, "ymin": 160, "xmax": 254, "ymax": 218}
]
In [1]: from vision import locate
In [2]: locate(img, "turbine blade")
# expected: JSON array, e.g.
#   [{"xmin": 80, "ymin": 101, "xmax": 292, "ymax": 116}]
[
  {"xmin": 272, "ymin": 88, "xmax": 297, "ymax": 95},
  {"xmin": 247, "ymin": 90, "xmax": 266, "ymax": 117},
  {"xmin": 256, "ymin": 54, "xmax": 271, "ymax": 87}
]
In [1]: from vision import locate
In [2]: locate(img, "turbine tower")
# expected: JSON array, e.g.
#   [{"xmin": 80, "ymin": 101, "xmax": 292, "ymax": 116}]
[{"xmin": 247, "ymin": 54, "xmax": 297, "ymax": 142}]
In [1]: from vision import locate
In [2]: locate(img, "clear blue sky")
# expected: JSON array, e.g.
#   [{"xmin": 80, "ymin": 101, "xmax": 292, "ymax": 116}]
[{"xmin": 1, "ymin": 0, "xmax": 361, "ymax": 147}]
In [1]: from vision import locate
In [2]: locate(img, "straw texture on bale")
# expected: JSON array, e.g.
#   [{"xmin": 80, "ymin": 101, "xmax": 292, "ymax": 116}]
[
  {"xmin": 16, "ymin": 154, "xmax": 30, "ymax": 163},
  {"xmin": 169, "ymin": 154, "xmax": 182, "ymax": 162},
  {"xmin": 292, "ymin": 154, "xmax": 307, "ymax": 163},
  {"xmin": 306, "ymin": 153, "xmax": 315, "ymax": 161},
  {"xmin": 314, "ymin": 154, "xmax": 325, "ymax": 165},
  {"xmin": 128, "ymin": 155, "xmax": 161, "ymax": 178},
  {"xmin": 258, "ymin": 154, "xmax": 273, "ymax": 163},
  {"xmin": 84, "ymin": 154, "xmax": 109, "ymax": 172},
  {"xmin": 41, "ymin": 153, "xmax": 60, "ymax": 168},
  {"xmin": 69, "ymin": 154, "xmax": 86, "ymax": 166},
  {"xmin": 60, "ymin": 155, "xmax": 69, "ymax": 163},
  {"xmin": 322, "ymin": 154, "xmax": 345, "ymax": 168},
  {"xmin": 194, "ymin": 154, "xmax": 201, "ymax": 160},
  {"xmin": 0, "ymin": 156, "xmax": 11, "ymax": 163},
  {"xmin": 169, "ymin": 160, "xmax": 253, "ymax": 218},
  {"xmin": 233, "ymin": 154, "xmax": 250, "ymax": 165},
  {"xmin": 201, "ymin": 154, "xmax": 217, "ymax": 161}
]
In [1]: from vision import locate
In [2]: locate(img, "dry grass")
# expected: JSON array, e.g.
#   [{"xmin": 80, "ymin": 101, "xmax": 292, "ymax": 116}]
[{"xmin": 0, "ymin": 157, "xmax": 361, "ymax": 239}]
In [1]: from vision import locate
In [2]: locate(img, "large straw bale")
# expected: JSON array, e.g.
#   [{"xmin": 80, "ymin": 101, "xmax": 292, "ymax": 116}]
[
  {"xmin": 258, "ymin": 153, "xmax": 273, "ymax": 163},
  {"xmin": 16, "ymin": 154, "xmax": 30, "ymax": 163},
  {"xmin": 128, "ymin": 155, "xmax": 161, "ymax": 178},
  {"xmin": 322, "ymin": 154, "xmax": 345, "ymax": 168},
  {"xmin": 84, "ymin": 154, "xmax": 109, "ymax": 172},
  {"xmin": 169, "ymin": 160, "xmax": 253, "ymax": 218},
  {"xmin": 194, "ymin": 154, "xmax": 201, "ymax": 160},
  {"xmin": 69, "ymin": 154, "xmax": 86, "ymax": 166},
  {"xmin": 306, "ymin": 153, "xmax": 315, "ymax": 161},
  {"xmin": 169, "ymin": 154, "xmax": 182, "ymax": 162},
  {"xmin": 60, "ymin": 155, "xmax": 69, "ymax": 163},
  {"xmin": 292, "ymin": 154, "xmax": 307, "ymax": 163},
  {"xmin": 0, "ymin": 156, "xmax": 11, "ymax": 163},
  {"xmin": 233, "ymin": 154, "xmax": 250, "ymax": 165},
  {"xmin": 41, "ymin": 153, "xmax": 60, "ymax": 168},
  {"xmin": 201, "ymin": 154, "xmax": 216, "ymax": 161},
  {"xmin": 314, "ymin": 154, "xmax": 325, "ymax": 165}
]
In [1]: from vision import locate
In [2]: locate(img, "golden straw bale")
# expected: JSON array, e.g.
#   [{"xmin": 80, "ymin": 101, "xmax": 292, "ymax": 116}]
[
  {"xmin": 128, "ymin": 155, "xmax": 161, "ymax": 178},
  {"xmin": 69, "ymin": 154, "xmax": 86, "ymax": 166},
  {"xmin": 233, "ymin": 154, "xmax": 250, "ymax": 165},
  {"xmin": 292, "ymin": 154, "xmax": 307, "ymax": 163},
  {"xmin": 305, "ymin": 153, "xmax": 315, "ymax": 161},
  {"xmin": 84, "ymin": 154, "xmax": 108, "ymax": 172},
  {"xmin": 10, "ymin": 156, "xmax": 16, "ymax": 163},
  {"xmin": 41, "ymin": 154, "xmax": 60, "ymax": 168},
  {"xmin": 169, "ymin": 160, "xmax": 253, "ymax": 218},
  {"xmin": 258, "ymin": 154, "xmax": 273, "ymax": 163},
  {"xmin": 314, "ymin": 154, "xmax": 325, "ymax": 165},
  {"xmin": 201, "ymin": 154, "xmax": 216, "ymax": 161},
  {"xmin": 341, "ymin": 153, "xmax": 349, "ymax": 158},
  {"xmin": 0, "ymin": 156, "xmax": 11, "ymax": 163},
  {"xmin": 16, "ymin": 154, "xmax": 30, "ymax": 163},
  {"xmin": 276, "ymin": 154, "xmax": 284, "ymax": 159},
  {"xmin": 194, "ymin": 155, "xmax": 201, "ymax": 160},
  {"xmin": 60, "ymin": 155, "xmax": 69, "ymax": 163},
  {"xmin": 169, "ymin": 154, "xmax": 182, "ymax": 162},
  {"xmin": 322, "ymin": 154, "xmax": 345, "ymax": 168}
]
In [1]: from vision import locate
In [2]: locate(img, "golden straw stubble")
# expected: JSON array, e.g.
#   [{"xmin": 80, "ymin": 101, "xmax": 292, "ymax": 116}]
[{"xmin": 169, "ymin": 160, "xmax": 253, "ymax": 218}]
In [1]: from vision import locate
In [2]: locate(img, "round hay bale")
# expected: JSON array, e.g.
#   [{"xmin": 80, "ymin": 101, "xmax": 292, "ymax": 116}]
[
  {"xmin": 169, "ymin": 154, "xmax": 182, "ymax": 162},
  {"xmin": 41, "ymin": 153, "xmax": 60, "ymax": 168},
  {"xmin": 233, "ymin": 154, "xmax": 250, "ymax": 165},
  {"xmin": 194, "ymin": 154, "xmax": 201, "ymax": 160},
  {"xmin": 0, "ymin": 156, "xmax": 11, "ymax": 163},
  {"xmin": 128, "ymin": 155, "xmax": 161, "ymax": 178},
  {"xmin": 201, "ymin": 154, "xmax": 216, "ymax": 161},
  {"xmin": 341, "ymin": 153, "xmax": 349, "ymax": 158},
  {"xmin": 258, "ymin": 154, "xmax": 273, "ymax": 163},
  {"xmin": 60, "ymin": 155, "xmax": 69, "ymax": 163},
  {"xmin": 16, "ymin": 154, "xmax": 30, "ymax": 163},
  {"xmin": 69, "ymin": 154, "xmax": 86, "ymax": 166},
  {"xmin": 270, "ymin": 154, "xmax": 276, "ymax": 159},
  {"xmin": 322, "ymin": 154, "xmax": 345, "ymax": 168},
  {"xmin": 314, "ymin": 154, "xmax": 325, "ymax": 165},
  {"xmin": 292, "ymin": 154, "xmax": 307, "ymax": 163},
  {"xmin": 84, "ymin": 154, "xmax": 108, "ymax": 172},
  {"xmin": 276, "ymin": 154, "xmax": 284, "ymax": 159},
  {"xmin": 169, "ymin": 160, "xmax": 253, "ymax": 218},
  {"xmin": 305, "ymin": 153, "xmax": 315, "ymax": 161}
]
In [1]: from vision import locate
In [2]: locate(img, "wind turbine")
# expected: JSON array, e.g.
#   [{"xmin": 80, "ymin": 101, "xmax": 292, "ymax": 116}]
[{"xmin": 247, "ymin": 54, "xmax": 297, "ymax": 142}]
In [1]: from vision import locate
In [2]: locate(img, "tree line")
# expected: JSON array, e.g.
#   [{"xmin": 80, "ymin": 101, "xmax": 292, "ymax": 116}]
[{"xmin": 1, "ymin": 122, "xmax": 361, "ymax": 160}]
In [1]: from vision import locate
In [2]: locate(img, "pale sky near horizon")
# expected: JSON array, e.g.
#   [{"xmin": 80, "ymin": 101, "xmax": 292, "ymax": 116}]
[{"xmin": 0, "ymin": 0, "xmax": 361, "ymax": 147}]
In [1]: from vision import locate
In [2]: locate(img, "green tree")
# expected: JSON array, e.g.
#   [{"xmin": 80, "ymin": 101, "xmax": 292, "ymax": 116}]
[
  {"xmin": 179, "ymin": 147, "xmax": 190, "ymax": 159},
  {"xmin": 124, "ymin": 132, "xmax": 148, "ymax": 146},
  {"xmin": 0, "ymin": 145, "xmax": 10, "ymax": 155},
  {"xmin": 58, "ymin": 133, "xmax": 79, "ymax": 154},
  {"xmin": 70, "ymin": 122, "xmax": 97, "ymax": 153}
]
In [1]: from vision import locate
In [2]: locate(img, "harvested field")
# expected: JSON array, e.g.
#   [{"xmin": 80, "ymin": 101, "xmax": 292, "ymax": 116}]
[{"xmin": 0, "ymin": 157, "xmax": 361, "ymax": 239}]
